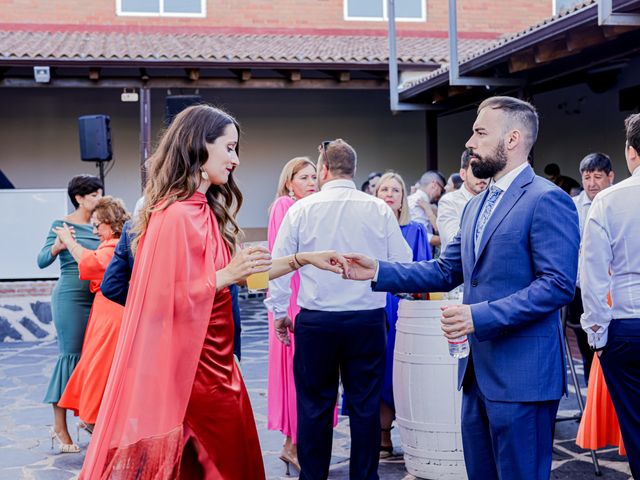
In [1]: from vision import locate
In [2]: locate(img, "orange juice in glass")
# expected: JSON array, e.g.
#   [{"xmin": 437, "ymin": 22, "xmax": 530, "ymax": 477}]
[{"xmin": 243, "ymin": 241, "xmax": 270, "ymax": 292}]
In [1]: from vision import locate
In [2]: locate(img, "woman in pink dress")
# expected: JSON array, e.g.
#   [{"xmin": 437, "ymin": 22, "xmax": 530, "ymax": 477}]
[{"xmin": 267, "ymin": 157, "xmax": 318, "ymax": 473}]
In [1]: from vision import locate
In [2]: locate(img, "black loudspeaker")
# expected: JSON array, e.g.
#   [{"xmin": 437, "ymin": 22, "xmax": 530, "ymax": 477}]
[
  {"xmin": 78, "ymin": 115, "xmax": 112, "ymax": 162},
  {"xmin": 165, "ymin": 95, "xmax": 202, "ymax": 125}
]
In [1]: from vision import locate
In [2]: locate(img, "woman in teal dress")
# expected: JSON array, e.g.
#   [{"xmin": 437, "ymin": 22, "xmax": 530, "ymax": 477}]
[{"xmin": 37, "ymin": 174, "xmax": 102, "ymax": 453}]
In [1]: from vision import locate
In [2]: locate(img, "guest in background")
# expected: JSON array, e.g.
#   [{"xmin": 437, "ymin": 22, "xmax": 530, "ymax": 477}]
[
  {"xmin": 407, "ymin": 170, "xmax": 445, "ymax": 249},
  {"xmin": 543, "ymin": 162, "xmax": 580, "ymax": 195},
  {"xmin": 445, "ymin": 173, "xmax": 463, "ymax": 193},
  {"xmin": 437, "ymin": 151, "xmax": 488, "ymax": 253},
  {"xmin": 56, "ymin": 196, "xmax": 130, "ymax": 434},
  {"xmin": 374, "ymin": 171, "xmax": 431, "ymax": 456},
  {"xmin": 267, "ymin": 156, "xmax": 318, "ymax": 472},
  {"xmin": 37, "ymin": 174, "xmax": 103, "ymax": 453},
  {"xmin": 567, "ymin": 152, "xmax": 615, "ymax": 384},
  {"xmin": 361, "ymin": 171, "xmax": 382, "ymax": 195},
  {"xmin": 580, "ymin": 113, "xmax": 640, "ymax": 477}
]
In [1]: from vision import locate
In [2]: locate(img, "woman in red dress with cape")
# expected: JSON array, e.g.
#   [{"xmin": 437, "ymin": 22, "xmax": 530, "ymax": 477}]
[{"xmin": 80, "ymin": 105, "xmax": 347, "ymax": 479}]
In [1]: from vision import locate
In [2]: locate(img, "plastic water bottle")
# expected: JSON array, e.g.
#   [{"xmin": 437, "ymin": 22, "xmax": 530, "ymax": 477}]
[
  {"xmin": 445, "ymin": 286, "xmax": 469, "ymax": 358},
  {"xmin": 448, "ymin": 336, "xmax": 469, "ymax": 359}
]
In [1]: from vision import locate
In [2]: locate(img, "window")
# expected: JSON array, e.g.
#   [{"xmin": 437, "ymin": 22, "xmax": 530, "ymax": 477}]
[
  {"xmin": 117, "ymin": 0, "xmax": 206, "ymax": 17},
  {"xmin": 553, "ymin": 0, "xmax": 584, "ymax": 15},
  {"xmin": 344, "ymin": 0, "xmax": 426, "ymax": 22}
]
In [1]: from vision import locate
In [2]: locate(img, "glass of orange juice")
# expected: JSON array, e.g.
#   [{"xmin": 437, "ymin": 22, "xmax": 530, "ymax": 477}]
[{"xmin": 243, "ymin": 241, "xmax": 270, "ymax": 292}]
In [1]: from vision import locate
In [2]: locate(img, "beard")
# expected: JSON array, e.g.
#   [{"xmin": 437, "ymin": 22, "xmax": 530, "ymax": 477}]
[{"xmin": 469, "ymin": 141, "xmax": 508, "ymax": 179}]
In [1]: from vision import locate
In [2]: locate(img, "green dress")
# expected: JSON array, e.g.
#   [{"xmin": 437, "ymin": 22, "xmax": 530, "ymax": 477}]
[{"xmin": 38, "ymin": 220, "xmax": 100, "ymax": 404}]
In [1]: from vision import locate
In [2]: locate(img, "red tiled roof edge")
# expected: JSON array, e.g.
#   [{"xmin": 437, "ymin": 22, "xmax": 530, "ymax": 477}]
[{"xmin": 0, "ymin": 22, "xmax": 499, "ymax": 40}]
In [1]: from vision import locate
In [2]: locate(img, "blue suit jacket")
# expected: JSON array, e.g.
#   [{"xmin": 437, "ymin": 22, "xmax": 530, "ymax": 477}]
[
  {"xmin": 374, "ymin": 165, "xmax": 580, "ymax": 402},
  {"xmin": 101, "ymin": 220, "xmax": 135, "ymax": 306}
]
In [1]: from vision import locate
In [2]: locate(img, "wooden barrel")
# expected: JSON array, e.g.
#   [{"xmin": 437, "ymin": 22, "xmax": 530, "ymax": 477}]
[{"xmin": 393, "ymin": 299, "xmax": 466, "ymax": 479}]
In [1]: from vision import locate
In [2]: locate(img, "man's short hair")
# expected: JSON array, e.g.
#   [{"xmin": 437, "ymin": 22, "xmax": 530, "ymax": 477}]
[
  {"xmin": 478, "ymin": 96, "xmax": 539, "ymax": 152},
  {"xmin": 625, "ymin": 113, "xmax": 640, "ymax": 154},
  {"xmin": 449, "ymin": 173, "xmax": 463, "ymax": 190},
  {"xmin": 543, "ymin": 163, "xmax": 561, "ymax": 176},
  {"xmin": 579, "ymin": 153, "xmax": 612, "ymax": 175},
  {"xmin": 418, "ymin": 170, "xmax": 446, "ymax": 188},
  {"xmin": 460, "ymin": 150, "xmax": 471, "ymax": 169},
  {"xmin": 324, "ymin": 139, "xmax": 357, "ymax": 177}
]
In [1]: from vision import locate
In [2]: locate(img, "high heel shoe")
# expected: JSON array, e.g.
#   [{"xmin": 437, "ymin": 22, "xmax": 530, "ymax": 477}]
[
  {"xmin": 77, "ymin": 420, "xmax": 94, "ymax": 441},
  {"xmin": 50, "ymin": 428, "xmax": 80, "ymax": 454},
  {"xmin": 279, "ymin": 449, "xmax": 300, "ymax": 476},
  {"xmin": 380, "ymin": 426, "xmax": 394, "ymax": 458}
]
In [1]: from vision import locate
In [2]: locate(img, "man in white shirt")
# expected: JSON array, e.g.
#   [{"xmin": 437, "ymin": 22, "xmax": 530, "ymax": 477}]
[
  {"xmin": 407, "ymin": 170, "xmax": 446, "ymax": 246},
  {"xmin": 437, "ymin": 150, "xmax": 488, "ymax": 253},
  {"xmin": 580, "ymin": 114, "xmax": 640, "ymax": 477},
  {"xmin": 566, "ymin": 153, "xmax": 614, "ymax": 384},
  {"xmin": 266, "ymin": 139, "xmax": 412, "ymax": 480}
]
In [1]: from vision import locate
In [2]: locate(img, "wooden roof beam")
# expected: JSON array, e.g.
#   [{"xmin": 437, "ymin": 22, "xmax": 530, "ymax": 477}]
[
  {"xmin": 186, "ymin": 68, "xmax": 200, "ymax": 81},
  {"xmin": 567, "ymin": 27, "xmax": 605, "ymax": 51},
  {"xmin": 89, "ymin": 67, "xmax": 100, "ymax": 81},
  {"xmin": 534, "ymin": 37, "xmax": 573, "ymax": 64},
  {"xmin": 276, "ymin": 69, "xmax": 301, "ymax": 81},
  {"xmin": 328, "ymin": 71, "xmax": 351, "ymax": 82},
  {"xmin": 230, "ymin": 69, "xmax": 252, "ymax": 81}
]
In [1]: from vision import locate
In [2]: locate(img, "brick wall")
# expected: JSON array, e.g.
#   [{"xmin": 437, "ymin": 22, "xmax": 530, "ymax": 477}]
[
  {"xmin": 0, "ymin": 281, "xmax": 55, "ymax": 298},
  {"xmin": 0, "ymin": 0, "xmax": 553, "ymax": 37}
]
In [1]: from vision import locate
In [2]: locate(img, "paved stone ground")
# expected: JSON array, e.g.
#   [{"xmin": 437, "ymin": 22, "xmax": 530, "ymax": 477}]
[{"xmin": 0, "ymin": 296, "xmax": 633, "ymax": 479}]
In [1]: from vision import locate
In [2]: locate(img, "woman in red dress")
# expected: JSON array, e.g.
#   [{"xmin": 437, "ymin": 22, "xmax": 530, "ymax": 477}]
[
  {"xmin": 56, "ymin": 196, "xmax": 130, "ymax": 430},
  {"xmin": 80, "ymin": 105, "xmax": 346, "ymax": 479}
]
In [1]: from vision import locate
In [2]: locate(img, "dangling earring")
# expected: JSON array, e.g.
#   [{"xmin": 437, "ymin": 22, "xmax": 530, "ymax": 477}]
[
  {"xmin": 288, "ymin": 189, "xmax": 296, "ymax": 199},
  {"xmin": 201, "ymin": 169, "xmax": 209, "ymax": 181}
]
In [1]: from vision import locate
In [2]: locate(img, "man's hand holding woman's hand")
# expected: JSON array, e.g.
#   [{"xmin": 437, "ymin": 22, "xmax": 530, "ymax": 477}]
[{"xmin": 340, "ymin": 253, "xmax": 377, "ymax": 281}]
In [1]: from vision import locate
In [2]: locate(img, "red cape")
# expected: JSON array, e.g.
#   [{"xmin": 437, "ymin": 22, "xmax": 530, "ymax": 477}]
[{"xmin": 81, "ymin": 192, "xmax": 227, "ymax": 479}]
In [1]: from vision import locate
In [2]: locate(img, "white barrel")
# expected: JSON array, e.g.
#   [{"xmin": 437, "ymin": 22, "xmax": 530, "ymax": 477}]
[{"xmin": 393, "ymin": 299, "xmax": 466, "ymax": 479}]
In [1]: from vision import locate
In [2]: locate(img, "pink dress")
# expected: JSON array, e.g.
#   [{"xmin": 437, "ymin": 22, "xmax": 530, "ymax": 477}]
[{"xmin": 267, "ymin": 196, "xmax": 300, "ymax": 442}]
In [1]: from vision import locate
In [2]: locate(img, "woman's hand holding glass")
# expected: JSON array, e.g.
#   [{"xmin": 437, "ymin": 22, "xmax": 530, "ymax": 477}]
[{"xmin": 218, "ymin": 244, "xmax": 271, "ymax": 290}]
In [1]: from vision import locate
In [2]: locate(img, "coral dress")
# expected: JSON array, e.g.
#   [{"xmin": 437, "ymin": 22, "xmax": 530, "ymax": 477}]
[
  {"xmin": 80, "ymin": 192, "xmax": 264, "ymax": 479},
  {"xmin": 576, "ymin": 293, "xmax": 625, "ymax": 455},
  {"xmin": 59, "ymin": 239, "xmax": 124, "ymax": 424}
]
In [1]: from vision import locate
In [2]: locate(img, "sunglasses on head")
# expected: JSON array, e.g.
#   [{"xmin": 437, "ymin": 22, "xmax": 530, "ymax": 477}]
[{"xmin": 319, "ymin": 140, "xmax": 331, "ymax": 163}]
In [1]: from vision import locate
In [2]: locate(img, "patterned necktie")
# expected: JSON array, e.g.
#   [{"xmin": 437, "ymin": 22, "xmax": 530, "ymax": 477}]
[{"xmin": 475, "ymin": 185, "xmax": 502, "ymax": 256}]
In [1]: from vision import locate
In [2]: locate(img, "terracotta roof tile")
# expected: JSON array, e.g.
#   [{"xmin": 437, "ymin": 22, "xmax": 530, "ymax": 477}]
[{"xmin": 0, "ymin": 30, "xmax": 494, "ymax": 66}]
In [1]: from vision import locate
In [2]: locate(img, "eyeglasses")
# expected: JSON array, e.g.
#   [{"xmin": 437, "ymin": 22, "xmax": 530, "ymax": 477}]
[{"xmin": 92, "ymin": 221, "xmax": 104, "ymax": 229}]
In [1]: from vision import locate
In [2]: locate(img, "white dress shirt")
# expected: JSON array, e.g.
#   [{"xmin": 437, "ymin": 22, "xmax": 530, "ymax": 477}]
[
  {"xmin": 573, "ymin": 189, "xmax": 592, "ymax": 288},
  {"xmin": 436, "ymin": 185, "xmax": 474, "ymax": 253},
  {"xmin": 265, "ymin": 179, "xmax": 412, "ymax": 318},
  {"xmin": 485, "ymin": 162, "xmax": 530, "ymax": 214},
  {"xmin": 408, "ymin": 189, "xmax": 434, "ymax": 233},
  {"xmin": 580, "ymin": 166, "xmax": 640, "ymax": 348},
  {"xmin": 573, "ymin": 190, "xmax": 592, "ymax": 237}
]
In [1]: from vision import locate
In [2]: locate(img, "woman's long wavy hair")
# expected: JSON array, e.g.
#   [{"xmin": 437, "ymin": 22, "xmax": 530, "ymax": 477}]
[{"xmin": 132, "ymin": 104, "xmax": 243, "ymax": 255}]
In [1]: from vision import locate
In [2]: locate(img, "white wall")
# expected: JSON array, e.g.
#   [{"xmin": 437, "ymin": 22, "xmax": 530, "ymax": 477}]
[{"xmin": 0, "ymin": 88, "xmax": 428, "ymax": 227}]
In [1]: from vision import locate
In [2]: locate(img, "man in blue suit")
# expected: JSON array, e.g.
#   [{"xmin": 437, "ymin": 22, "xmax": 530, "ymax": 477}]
[{"xmin": 344, "ymin": 96, "xmax": 580, "ymax": 480}]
